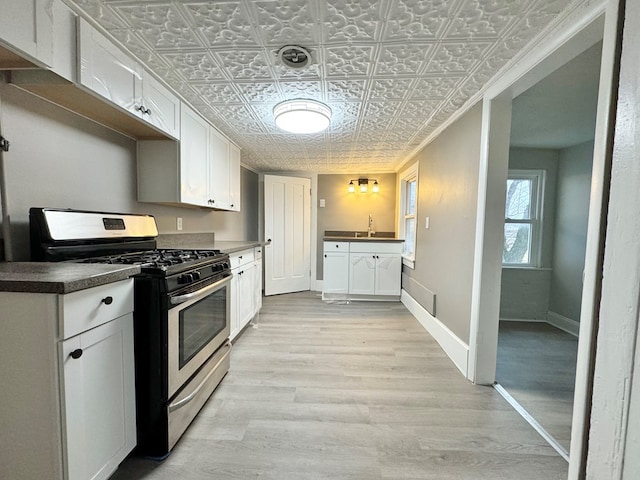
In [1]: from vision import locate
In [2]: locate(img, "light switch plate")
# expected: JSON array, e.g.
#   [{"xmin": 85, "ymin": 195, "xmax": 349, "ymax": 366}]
[
  {"xmin": 319, "ymin": 198, "xmax": 326, "ymax": 208},
  {"xmin": 425, "ymin": 216, "xmax": 430, "ymax": 229}
]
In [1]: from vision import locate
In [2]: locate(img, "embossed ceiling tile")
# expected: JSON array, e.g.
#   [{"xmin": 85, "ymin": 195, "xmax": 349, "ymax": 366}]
[
  {"xmin": 322, "ymin": 0, "xmax": 383, "ymax": 43},
  {"xmin": 329, "ymin": 118, "xmax": 357, "ymax": 133},
  {"xmin": 71, "ymin": 1, "xmax": 128, "ymax": 30},
  {"xmin": 363, "ymin": 101, "xmax": 401, "ymax": 118},
  {"xmin": 524, "ymin": 0, "xmax": 574, "ymax": 28},
  {"xmin": 424, "ymin": 41, "xmax": 492, "ymax": 73},
  {"xmin": 213, "ymin": 50, "xmax": 273, "ymax": 79},
  {"xmin": 235, "ymin": 82, "xmax": 281, "ymax": 103},
  {"xmin": 114, "ymin": 3, "xmax": 203, "ymax": 49},
  {"xmin": 181, "ymin": 1, "xmax": 256, "ymax": 47},
  {"xmin": 382, "ymin": 0, "xmax": 454, "ymax": 41},
  {"xmin": 326, "ymin": 80, "xmax": 367, "ymax": 101},
  {"xmin": 249, "ymin": 0, "xmax": 319, "ymax": 46},
  {"xmin": 374, "ymin": 44, "xmax": 433, "ymax": 76},
  {"xmin": 330, "ymin": 102, "xmax": 361, "ymax": 119},
  {"xmin": 324, "ymin": 46, "xmax": 376, "ymax": 77},
  {"xmin": 191, "ymin": 83, "xmax": 243, "ymax": 104},
  {"xmin": 279, "ymin": 81, "xmax": 323, "ymax": 98},
  {"xmin": 369, "ymin": 79, "xmax": 413, "ymax": 100},
  {"xmin": 411, "ymin": 75, "xmax": 465, "ymax": 98},
  {"xmin": 161, "ymin": 51, "xmax": 226, "ymax": 82},
  {"xmin": 443, "ymin": 0, "xmax": 528, "ymax": 39},
  {"xmin": 272, "ymin": 62, "xmax": 323, "ymax": 80}
]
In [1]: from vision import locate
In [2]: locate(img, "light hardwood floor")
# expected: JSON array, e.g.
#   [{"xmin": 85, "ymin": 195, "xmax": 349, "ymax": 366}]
[
  {"xmin": 496, "ymin": 321, "xmax": 579, "ymax": 452},
  {"xmin": 113, "ymin": 292, "xmax": 568, "ymax": 480}
]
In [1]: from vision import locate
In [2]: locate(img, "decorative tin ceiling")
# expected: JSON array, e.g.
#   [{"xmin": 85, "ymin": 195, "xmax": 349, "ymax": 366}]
[{"xmin": 65, "ymin": 0, "xmax": 582, "ymax": 173}]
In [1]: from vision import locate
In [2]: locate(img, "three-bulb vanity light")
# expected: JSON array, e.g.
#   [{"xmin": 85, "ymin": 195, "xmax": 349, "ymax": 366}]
[{"xmin": 348, "ymin": 178, "xmax": 380, "ymax": 193}]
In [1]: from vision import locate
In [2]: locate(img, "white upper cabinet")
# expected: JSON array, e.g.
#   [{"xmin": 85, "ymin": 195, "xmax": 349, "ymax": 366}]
[
  {"xmin": 77, "ymin": 18, "xmax": 179, "ymax": 138},
  {"xmin": 142, "ymin": 71, "xmax": 180, "ymax": 138},
  {"xmin": 229, "ymin": 143, "xmax": 241, "ymax": 212},
  {"xmin": 138, "ymin": 103, "xmax": 240, "ymax": 210},
  {"xmin": 78, "ymin": 18, "xmax": 142, "ymax": 116},
  {"xmin": 209, "ymin": 127, "xmax": 231, "ymax": 210},
  {"xmin": 0, "ymin": 0, "xmax": 53, "ymax": 67},
  {"xmin": 179, "ymin": 104, "xmax": 210, "ymax": 207}
]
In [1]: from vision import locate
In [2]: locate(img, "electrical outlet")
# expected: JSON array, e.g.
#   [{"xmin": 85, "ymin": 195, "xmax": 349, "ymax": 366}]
[{"xmin": 177, "ymin": 217, "xmax": 183, "ymax": 231}]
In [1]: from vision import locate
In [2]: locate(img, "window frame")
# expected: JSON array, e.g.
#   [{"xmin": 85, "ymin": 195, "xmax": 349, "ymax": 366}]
[
  {"xmin": 398, "ymin": 162, "xmax": 419, "ymax": 269},
  {"xmin": 503, "ymin": 169, "xmax": 545, "ymax": 268}
]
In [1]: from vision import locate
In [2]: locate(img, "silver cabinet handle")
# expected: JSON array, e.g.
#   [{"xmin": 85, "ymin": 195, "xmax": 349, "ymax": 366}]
[{"xmin": 169, "ymin": 276, "xmax": 230, "ymax": 305}]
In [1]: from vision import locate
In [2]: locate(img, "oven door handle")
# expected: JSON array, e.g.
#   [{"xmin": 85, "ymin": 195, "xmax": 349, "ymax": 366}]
[
  {"xmin": 169, "ymin": 275, "xmax": 231, "ymax": 305},
  {"xmin": 168, "ymin": 341, "xmax": 231, "ymax": 413}
]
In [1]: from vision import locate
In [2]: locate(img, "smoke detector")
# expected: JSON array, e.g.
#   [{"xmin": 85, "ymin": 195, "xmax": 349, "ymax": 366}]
[{"xmin": 277, "ymin": 45, "xmax": 312, "ymax": 69}]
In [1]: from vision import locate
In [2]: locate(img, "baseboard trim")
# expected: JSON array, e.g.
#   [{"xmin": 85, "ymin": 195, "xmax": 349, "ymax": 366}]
[
  {"xmin": 499, "ymin": 317, "xmax": 547, "ymax": 323},
  {"xmin": 401, "ymin": 289, "xmax": 469, "ymax": 376},
  {"xmin": 547, "ymin": 311, "xmax": 580, "ymax": 337}
]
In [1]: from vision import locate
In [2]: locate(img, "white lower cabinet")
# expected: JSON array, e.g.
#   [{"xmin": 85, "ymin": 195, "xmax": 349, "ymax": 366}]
[
  {"xmin": 323, "ymin": 241, "xmax": 403, "ymax": 300},
  {"xmin": 0, "ymin": 279, "xmax": 136, "ymax": 480},
  {"xmin": 323, "ymin": 242, "xmax": 350, "ymax": 296},
  {"xmin": 230, "ymin": 247, "xmax": 263, "ymax": 340}
]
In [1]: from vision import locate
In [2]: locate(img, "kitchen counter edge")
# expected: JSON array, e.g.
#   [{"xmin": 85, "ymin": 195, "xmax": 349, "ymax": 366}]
[
  {"xmin": 323, "ymin": 236, "xmax": 404, "ymax": 243},
  {"xmin": 0, "ymin": 262, "xmax": 142, "ymax": 294}
]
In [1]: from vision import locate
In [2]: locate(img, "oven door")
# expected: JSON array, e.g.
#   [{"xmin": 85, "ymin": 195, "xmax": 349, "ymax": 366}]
[{"xmin": 167, "ymin": 275, "xmax": 231, "ymax": 399}]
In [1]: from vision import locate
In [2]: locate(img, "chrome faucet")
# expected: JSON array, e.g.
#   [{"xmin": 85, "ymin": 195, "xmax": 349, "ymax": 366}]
[{"xmin": 367, "ymin": 213, "xmax": 375, "ymax": 237}]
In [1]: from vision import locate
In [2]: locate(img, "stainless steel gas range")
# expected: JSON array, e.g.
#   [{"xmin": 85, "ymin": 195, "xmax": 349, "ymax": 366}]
[{"xmin": 30, "ymin": 207, "xmax": 232, "ymax": 457}]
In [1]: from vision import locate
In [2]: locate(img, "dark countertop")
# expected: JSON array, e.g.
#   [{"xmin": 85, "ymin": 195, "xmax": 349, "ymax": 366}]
[
  {"xmin": 323, "ymin": 236, "xmax": 404, "ymax": 243},
  {"xmin": 156, "ymin": 233, "xmax": 264, "ymax": 254},
  {"xmin": 0, "ymin": 262, "xmax": 141, "ymax": 294}
]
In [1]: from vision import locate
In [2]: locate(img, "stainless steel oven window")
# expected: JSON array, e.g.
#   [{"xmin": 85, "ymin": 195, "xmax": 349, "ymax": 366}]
[{"xmin": 178, "ymin": 285, "xmax": 227, "ymax": 368}]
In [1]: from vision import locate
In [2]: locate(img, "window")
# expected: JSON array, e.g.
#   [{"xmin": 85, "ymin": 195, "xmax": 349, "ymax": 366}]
[
  {"xmin": 398, "ymin": 162, "xmax": 418, "ymax": 268},
  {"xmin": 503, "ymin": 170, "xmax": 544, "ymax": 267}
]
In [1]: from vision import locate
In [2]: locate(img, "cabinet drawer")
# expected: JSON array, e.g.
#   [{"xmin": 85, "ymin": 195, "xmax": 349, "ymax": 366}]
[
  {"xmin": 324, "ymin": 241, "xmax": 349, "ymax": 252},
  {"xmin": 60, "ymin": 279, "xmax": 134, "ymax": 339},
  {"xmin": 230, "ymin": 249, "xmax": 255, "ymax": 269},
  {"xmin": 349, "ymin": 242, "xmax": 403, "ymax": 254}
]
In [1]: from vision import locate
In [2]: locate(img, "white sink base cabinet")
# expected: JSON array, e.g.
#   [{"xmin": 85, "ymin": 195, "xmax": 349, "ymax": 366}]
[
  {"xmin": 323, "ymin": 241, "xmax": 403, "ymax": 302},
  {"xmin": 0, "ymin": 279, "xmax": 136, "ymax": 480},
  {"xmin": 230, "ymin": 247, "xmax": 263, "ymax": 340}
]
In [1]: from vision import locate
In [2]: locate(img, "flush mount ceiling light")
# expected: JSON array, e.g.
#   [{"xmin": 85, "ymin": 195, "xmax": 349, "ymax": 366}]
[
  {"xmin": 348, "ymin": 178, "xmax": 379, "ymax": 193},
  {"xmin": 273, "ymin": 99, "xmax": 332, "ymax": 134}
]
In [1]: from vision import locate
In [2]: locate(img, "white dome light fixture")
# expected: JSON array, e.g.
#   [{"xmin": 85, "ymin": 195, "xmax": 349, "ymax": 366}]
[{"xmin": 273, "ymin": 99, "xmax": 332, "ymax": 134}]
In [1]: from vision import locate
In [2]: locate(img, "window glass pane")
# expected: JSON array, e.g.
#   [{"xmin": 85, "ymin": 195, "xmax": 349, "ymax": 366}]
[
  {"xmin": 404, "ymin": 218, "xmax": 415, "ymax": 255},
  {"xmin": 407, "ymin": 180, "xmax": 417, "ymax": 215},
  {"xmin": 503, "ymin": 223, "xmax": 531, "ymax": 264},
  {"xmin": 505, "ymin": 179, "xmax": 531, "ymax": 219}
]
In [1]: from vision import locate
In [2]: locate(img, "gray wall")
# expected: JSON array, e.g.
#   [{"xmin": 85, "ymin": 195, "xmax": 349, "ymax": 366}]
[
  {"xmin": 316, "ymin": 173, "xmax": 396, "ymax": 279},
  {"xmin": 499, "ymin": 147, "xmax": 558, "ymax": 320},
  {"xmin": 0, "ymin": 84, "xmax": 259, "ymax": 261},
  {"xmin": 403, "ymin": 102, "xmax": 482, "ymax": 344},
  {"xmin": 549, "ymin": 141, "xmax": 593, "ymax": 321}
]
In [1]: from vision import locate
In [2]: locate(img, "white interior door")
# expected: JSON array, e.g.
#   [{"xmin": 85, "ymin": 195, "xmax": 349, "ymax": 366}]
[{"xmin": 264, "ymin": 175, "xmax": 311, "ymax": 296}]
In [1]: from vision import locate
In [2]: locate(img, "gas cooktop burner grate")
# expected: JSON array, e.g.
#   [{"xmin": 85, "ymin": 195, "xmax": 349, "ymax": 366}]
[{"xmin": 77, "ymin": 249, "xmax": 224, "ymax": 269}]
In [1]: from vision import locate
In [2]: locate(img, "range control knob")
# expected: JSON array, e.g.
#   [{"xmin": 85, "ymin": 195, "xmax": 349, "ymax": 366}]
[
  {"xmin": 192, "ymin": 270, "xmax": 201, "ymax": 281},
  {"xmin": 178, "ymin": 273, "xmax": 194, "ymax": 284}
]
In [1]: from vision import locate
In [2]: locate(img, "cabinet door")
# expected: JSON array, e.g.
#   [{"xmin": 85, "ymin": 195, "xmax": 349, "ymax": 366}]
[
  {"xmin": 349, "ymin": 253, "xmax": 376, "ymax": 295},
  {"xmin": 142, "ymin": 72, "xmax": 180, "ymax": 138},
  {"xmin": 61, "ymin": 314, "xmax": 136, "ymax": 480},
  {"xmin": 78, "ymin": 18, "xmax": 142, "ymax": 116},
  {"xmin": 228, "ymin": 143, "xmax": 241, "ymax": 212},
  {"xmin": 254, "ymin": 254, "xmax": 263, "ymax": 312},
  {"xmin": 323, "ymin": 251, "xmax": 349, "ymax": 294},
  {"xmin": 230, "ymin": 270, "xmax": 240, "ymax": 339},
  {"xmin": 180, "ymin": 104, "xmax": 209, "ymax": 206},
  {"xmin": 375, "ymin": 254, "xmax": 402, "ymax": 296},
  {"xmin": 0, "ymin": 0, "xmax": 53, "ymax": 66},
  {"xmin": 209, "ymin": 127, "xmax": 230, "ymax": 209},
  {"xmin": 238, "ymin": 262, "xmax": 256, "ymax": 329}
]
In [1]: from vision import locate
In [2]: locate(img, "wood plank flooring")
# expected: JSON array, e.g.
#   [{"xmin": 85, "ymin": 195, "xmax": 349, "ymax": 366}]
[
  {"xmin": 496, "ymin": 321, "xmax": 578, "ymax": 452},
  {"xmin": 112, "ymin": 292, "xmax": 568, "ymax": 480}
]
